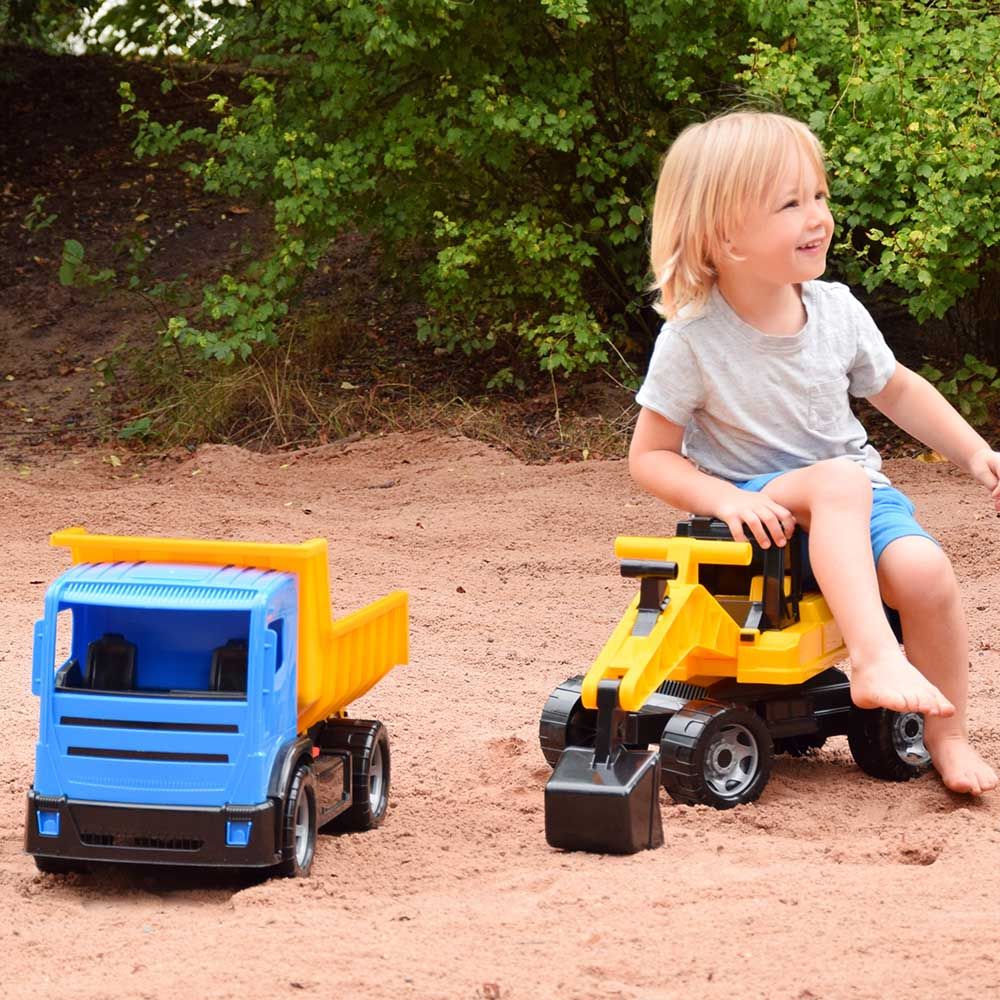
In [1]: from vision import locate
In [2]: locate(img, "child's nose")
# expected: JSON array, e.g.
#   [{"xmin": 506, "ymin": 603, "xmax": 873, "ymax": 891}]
[{"xmin": 807, "ymin": 200, "xmax": 832, "ymax": 229}]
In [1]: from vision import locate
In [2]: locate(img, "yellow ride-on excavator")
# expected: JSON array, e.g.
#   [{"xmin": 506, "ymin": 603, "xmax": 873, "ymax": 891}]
[{"xmin": 541, "ymin": 517, "xmax": 929, "ymax": 854}]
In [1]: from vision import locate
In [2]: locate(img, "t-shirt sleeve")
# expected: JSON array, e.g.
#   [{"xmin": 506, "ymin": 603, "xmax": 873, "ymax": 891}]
[
  {"xmin": 845, "ymin": 293, "xmax": 897, "ymax": 398},
  {"xmin": 634, "ymin": 324, "xmax": 704, "ymax": 426}
]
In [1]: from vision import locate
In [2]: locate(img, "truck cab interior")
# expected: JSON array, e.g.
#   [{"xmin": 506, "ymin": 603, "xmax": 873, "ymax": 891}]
[{"xmin": 53, "ymin": 606, "xmax": 256, "ymax": 698}]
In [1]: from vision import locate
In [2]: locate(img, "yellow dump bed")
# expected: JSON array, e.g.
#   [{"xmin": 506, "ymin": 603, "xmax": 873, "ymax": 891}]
[{"xmin": 51, "ymin": 528, "xmax": 408, "ymax": 732}]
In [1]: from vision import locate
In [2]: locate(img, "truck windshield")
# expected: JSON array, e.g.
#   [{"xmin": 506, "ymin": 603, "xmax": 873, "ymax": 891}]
[{"xmin": 53, "ymin": 606, "xmax": 252, "ymax": 699}]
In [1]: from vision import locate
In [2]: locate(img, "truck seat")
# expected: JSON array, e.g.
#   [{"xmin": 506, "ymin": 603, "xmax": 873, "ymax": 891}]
[
  {"xmin": 211, "ymin": 639, "xmax": 248, "ymax": 693},
  {"xmin": 85, "ymin": 633, "xmax": 137, "ymax": 690}
]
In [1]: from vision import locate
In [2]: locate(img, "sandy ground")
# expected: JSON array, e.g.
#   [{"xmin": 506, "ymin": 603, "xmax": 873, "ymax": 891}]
[{"xmin": 2, "ymin": 432, "xmax": 1000, "ymax": 1000}]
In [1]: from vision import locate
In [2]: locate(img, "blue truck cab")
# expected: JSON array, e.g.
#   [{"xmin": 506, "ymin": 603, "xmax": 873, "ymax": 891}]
[{"xmin": 25, "ymin": 531, "xmax": 408, "ymax": 877}]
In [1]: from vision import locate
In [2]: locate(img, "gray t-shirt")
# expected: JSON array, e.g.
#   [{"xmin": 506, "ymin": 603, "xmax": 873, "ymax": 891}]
[{"xmin": 635, "ymin": 281, "xmax": 897, "ymax": 487}]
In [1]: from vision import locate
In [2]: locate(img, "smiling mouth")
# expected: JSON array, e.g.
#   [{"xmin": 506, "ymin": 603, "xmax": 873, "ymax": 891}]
[{"xmin": 797, "ymin": 238, "xmax": 825, "ymax": 251}]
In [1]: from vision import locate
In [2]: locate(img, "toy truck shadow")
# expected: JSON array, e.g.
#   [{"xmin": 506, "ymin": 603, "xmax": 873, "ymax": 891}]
[
  {"xmin": 26, "ymin": 530, "xmax": 407, "ymax": 878},
  {"xmin": 541, "ymin": 517, "xmax": 930, "ymax": 854}
]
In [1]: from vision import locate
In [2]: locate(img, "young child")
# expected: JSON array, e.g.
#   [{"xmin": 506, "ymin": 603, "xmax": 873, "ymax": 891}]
[{"xmin": 630, "ymin": 110, "xmax": 999, "ymax": 795}]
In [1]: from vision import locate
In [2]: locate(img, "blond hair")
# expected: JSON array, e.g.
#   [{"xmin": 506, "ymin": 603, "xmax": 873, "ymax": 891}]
[{"xmin": 649, "ymin": 111, "xmax": 827, "ymax": 320}]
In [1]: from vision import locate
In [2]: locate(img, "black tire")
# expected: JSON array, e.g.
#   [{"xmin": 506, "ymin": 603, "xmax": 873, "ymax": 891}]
[
  {"xmin": 277, "ymin": 763, "xmax": 317, "ymax": 877},
  {"xmin": 773, "ymin": 733, "xmax": 827, "ymax": 757},
  {"xmin": 660, "ymin": 700, "xmax": 773, "ymax": 808},
  {"xmin": 34, "ymin": 856, "xmax": 90, "ymax": 875},
  {"xmin": 847, "ymin": 706, "xmax": 931, "ymax": 781},
  {"xmin": 322, "ymin": 720, "xmax": 390, "ymax": 832},
  {"xmin": 539, "ymin": 676, "xmax": 598, "ymax": 768}
]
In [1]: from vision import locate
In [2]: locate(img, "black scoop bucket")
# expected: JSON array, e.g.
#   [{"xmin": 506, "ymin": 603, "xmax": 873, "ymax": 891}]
[{"xmin": 544, "ymin": 680, "xmax": 664, "ymax": 854}]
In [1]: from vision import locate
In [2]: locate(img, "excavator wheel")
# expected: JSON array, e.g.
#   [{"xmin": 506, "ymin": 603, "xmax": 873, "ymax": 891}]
[
  {"xmin": 660, "ymin": 700, "xmax": 773, "ymax": 809},
  {"xmin": 539, "ymin": 676, "xmax": 598, "ymax": 768},
  {"xmin": 847, "ymin": 706, "xmax": 931, "ymax": 781}
]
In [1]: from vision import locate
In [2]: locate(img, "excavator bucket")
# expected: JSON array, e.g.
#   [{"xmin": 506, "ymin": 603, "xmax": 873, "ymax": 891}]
[
  {"xmin": 544, "ymin": 680, "xmax": 664, "ymax": 854},
  {"xmin": 545, "ymin": 746, "xmax": 664, "ymax": 854}
]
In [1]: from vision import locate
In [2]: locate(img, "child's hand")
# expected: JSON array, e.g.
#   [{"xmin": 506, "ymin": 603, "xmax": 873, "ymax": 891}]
[
  {"xmin": 715, "ymin": 489, "xmax": 796, "ymax": 548},
  {"xmin": 968, "ymin": 447, "xmax": 1000, "ymax": 511}
]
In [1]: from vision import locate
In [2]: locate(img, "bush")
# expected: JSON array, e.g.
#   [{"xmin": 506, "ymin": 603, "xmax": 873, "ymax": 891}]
[
  {"xmin": 740, "ymin": 0, "xmax": 1000, "ymax": 349},
  {"xmin": 25, "ymin": 2, "xmax": 1000, "ymax": 373},
  {"xmin": 118, "ymin": 0, "xmax": 755, "ymax": 371}
]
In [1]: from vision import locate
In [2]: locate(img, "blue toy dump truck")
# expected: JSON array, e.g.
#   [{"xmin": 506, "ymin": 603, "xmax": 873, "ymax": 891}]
[{"xmin": 25, "ymin": 529, "xmax": 408, "ymax": 877}]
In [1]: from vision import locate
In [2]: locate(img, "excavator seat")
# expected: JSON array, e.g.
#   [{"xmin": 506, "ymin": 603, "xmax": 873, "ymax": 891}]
[{"xmin": 674, "ymin": 517, "xmax": 811, "ymax": 631}]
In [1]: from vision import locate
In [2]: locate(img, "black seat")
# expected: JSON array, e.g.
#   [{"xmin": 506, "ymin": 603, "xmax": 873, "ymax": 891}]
[
  {"xmin": 211, "ymin": 639, "xmax": 248, "ymax": 692},
  {"xmin": 676, "ymin": 516, "xmax": 806, "ymax": 630},
  {"xmin": 677, "ymin": 516, "xmax": 902, "ymax": 641},
  {"xmin": 85, "ymin": 633, "xmax": 137, "ymax": 690}
]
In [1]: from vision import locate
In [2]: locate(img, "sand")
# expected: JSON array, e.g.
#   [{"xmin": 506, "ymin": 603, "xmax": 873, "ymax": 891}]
[{"xmin": 2, "ymin": 432, "xmax": 999, "ymax": 1000}]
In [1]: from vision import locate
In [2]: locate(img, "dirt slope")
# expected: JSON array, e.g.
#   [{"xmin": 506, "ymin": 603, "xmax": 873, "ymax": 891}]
[{"xmin": 2, "ymin": 434, "xmax": 999, "ymax": 1000}]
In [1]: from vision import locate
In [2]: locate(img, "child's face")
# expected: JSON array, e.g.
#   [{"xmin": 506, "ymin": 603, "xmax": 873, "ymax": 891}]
[{"xmin": 724, "ymin": 150, "xmax": 834, "ymax": 288}]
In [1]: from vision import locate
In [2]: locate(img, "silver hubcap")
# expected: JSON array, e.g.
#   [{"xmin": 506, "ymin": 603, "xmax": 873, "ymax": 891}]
[
  {"xmin": 704, "ymin": 723, "xmax": 760, "ymax": 798},
  {"xmin": 369, "ymin": 741, "xmax": 385, "ymax": 810},
  {"xmin": 294, "ymin": 789, "xmax": 312, "ymax": 866},
  {"xmin": 892, "ymin": 712, "xmax": 930, "ymax": 765}
]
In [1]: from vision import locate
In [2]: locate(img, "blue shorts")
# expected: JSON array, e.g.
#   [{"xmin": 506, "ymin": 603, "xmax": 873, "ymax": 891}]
[{"xmin": 734, "ymin": 471, "xmax": 938, "ymax": 566}]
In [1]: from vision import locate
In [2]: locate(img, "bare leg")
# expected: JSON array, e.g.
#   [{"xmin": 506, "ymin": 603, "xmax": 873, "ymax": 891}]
[
  {"xmin": 759, "ymin": 460, "xmax": 953, "ymax": 716},
  {"xmin": 878, "ymin": 536, "xmax": 997, "ymax": 794}
]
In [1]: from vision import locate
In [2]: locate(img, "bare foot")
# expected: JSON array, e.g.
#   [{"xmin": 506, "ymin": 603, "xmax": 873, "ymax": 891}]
[
  {"xmin": 925, "ymin": 731, "xmax": 999, "ymax": 795},
  {"xmin": 850, "ymin": 649, "xmax": 955, "ymax": 717}
]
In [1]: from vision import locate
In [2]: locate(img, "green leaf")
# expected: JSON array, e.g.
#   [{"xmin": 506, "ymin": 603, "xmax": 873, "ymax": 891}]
[
  {"xmin": 63, "ymin": 239, "xmax": 84, "ymax": 263},
  {"xmin": 118, "ymin": 417, "xmax": 154, "ymax": 440}
]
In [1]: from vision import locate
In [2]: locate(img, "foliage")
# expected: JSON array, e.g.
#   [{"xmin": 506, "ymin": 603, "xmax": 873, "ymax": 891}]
[
  {"xmin": 113, "ymin": 1, "xmax": 754, "ymax": 372},
  {"xmin": 118, "ymin": 415, "xmax": 155, "ymax": 441},
  {"xmin": 58, "ymin": 238, "xmax": 114, "ymax": 288},
  {"xmin": 10, "ymin": 1, "xmax": 1000, "ymax": 375},
  {"xmin": 0, "ymin": 1, "xmax": 80, "ymax": 49},
  {"xmin": 0, "ymin": 1, "xmax": 243, "ymax": 52},
  {"xmin": 738, "ymin": 1, "xmax": 1000, "ymax": 340},
  {"xmin": 22, "ymin": 194, "xmax": 57, "ymax": 233},
  {"xmin": 920, "ymin": 355, "xmax": 1000, "ymax": 428},
  {"xmin": 58, "ymin": 232, "xmax": 196, "ymax": 361}
]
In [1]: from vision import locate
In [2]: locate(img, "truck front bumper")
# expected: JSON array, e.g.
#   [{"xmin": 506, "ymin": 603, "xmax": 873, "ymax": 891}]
[{"xmin": 25, "ymin": 790, "xmax": 281, "ymax": 869}]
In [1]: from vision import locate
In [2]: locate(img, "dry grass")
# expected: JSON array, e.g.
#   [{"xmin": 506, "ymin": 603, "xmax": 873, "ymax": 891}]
[{"xmin": 140, "ymin": 321, "xmax": 637, "ymax": 463}]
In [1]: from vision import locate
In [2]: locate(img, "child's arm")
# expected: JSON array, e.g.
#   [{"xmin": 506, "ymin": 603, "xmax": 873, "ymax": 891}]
[
  {"xmin": 629, "ymin": 407, "xmax": 796, "ymax": 547},
  {"xmin": 869, "ymin": 364, "xmax": 1000, "ymax": 510}
]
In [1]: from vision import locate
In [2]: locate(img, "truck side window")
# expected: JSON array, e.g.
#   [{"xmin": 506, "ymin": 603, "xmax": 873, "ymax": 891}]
[
  {"xmin": 54, "ymin": 608, "xmax": 73, "ymax": 666},
  {"xmin": 269, "ymin": 619, "xmax": 285, "ymax": 673},
  {"xmin": 53, "ymin": 608, "xmax": 83, "ymax": 688}
]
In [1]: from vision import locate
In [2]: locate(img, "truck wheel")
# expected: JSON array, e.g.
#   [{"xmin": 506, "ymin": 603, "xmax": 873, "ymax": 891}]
[
  {"xmin": 323, "ymin": 720, "xmax": 391, "ymax": 832},
  {"xmin": 278, "ymin": 763, "xmax": 317, "ymax": 877},
  {"xmin": 773, "ymin": 733, "xmax": 827, "ymax": 757},
  {"xmin": 847, "ymin": 706, "xmax": 931, "ymax": 781},
  {"xmin": 539, "ymin": 676, "xmax": 598, "ymax": 768},
  {"xmin": 660, "ymin": 701, "xmax": 773, "ymax": 809},
  {"xmin": 34, "ymin": 856, "xmax": 90, "ymax": 876}
]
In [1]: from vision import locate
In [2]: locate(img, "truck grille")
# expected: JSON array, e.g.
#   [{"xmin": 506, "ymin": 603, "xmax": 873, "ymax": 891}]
[
  {"xmin": 61, "ymin": 716, "xmax": 238, "ymax": 734},
  {"xmin": 68, "ymin": 747, "xmax": 228, "ymax": 763},
  {"xmin": 80, "ymin": 831, "xmax": 204, "ymax": 852}
]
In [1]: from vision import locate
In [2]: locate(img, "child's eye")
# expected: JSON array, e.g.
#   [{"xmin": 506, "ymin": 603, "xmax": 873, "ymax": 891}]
[
  {"xmin": 816, "ymin": 191, "xmax": 828, "ymax": 201},
  {"xmin": 781, "ymin": 199, "xmax": 798, "ymax": 210}
]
